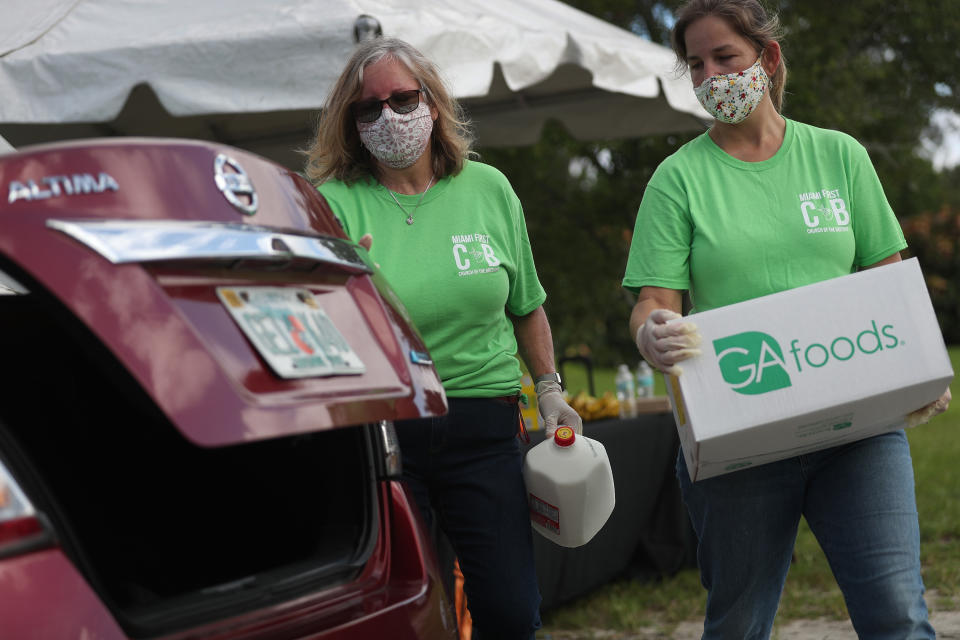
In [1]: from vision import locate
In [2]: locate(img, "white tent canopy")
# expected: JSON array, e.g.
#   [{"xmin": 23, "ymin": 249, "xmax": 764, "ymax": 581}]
[{"xmin": 0, "ymin": 0, "xmax": 707, "ymax": 167}]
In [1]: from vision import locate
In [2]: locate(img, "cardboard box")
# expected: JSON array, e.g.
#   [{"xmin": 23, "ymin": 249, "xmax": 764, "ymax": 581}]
[{"xmin": 666, "ymin": 258, "xmax": 954, "ymax": 482}]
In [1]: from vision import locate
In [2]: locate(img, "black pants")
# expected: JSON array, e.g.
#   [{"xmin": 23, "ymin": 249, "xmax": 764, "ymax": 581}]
[{"xmin": 395, "ymin": 397, "xmax": 541, "ymax": 640}]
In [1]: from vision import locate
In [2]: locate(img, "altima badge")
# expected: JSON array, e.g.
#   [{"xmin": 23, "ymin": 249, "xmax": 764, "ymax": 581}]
[
  {"xmin": 214, "ymin": 154, "xmax": 258, "ymax": 216},
  {"xmin": 8, "ymin": 172, "xmax": 119, "ymax": 204}
]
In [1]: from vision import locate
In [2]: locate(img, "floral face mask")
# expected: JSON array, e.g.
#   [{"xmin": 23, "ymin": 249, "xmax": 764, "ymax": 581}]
[
  {"xmin": 694, "ymin": 57, "xmax": 769, "ymax": 124},
  {"xmin": 357, "ymin": 101, "xmax": 433, "ymax": 169}
]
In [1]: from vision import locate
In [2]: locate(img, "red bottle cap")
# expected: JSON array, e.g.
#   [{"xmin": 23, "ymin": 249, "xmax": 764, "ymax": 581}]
[{"xmin": 554, "ymin": 426, "xmax": 576, "ymax": 447}]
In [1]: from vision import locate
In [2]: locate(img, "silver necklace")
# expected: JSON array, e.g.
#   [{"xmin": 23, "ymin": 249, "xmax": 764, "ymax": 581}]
[{"xmin": 386, "ymin": 175, "xmax": 434, "ymax": 225}]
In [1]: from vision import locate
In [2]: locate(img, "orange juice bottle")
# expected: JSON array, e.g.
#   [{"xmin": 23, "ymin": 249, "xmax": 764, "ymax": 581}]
[{"xmin": 520, "ymin": 373, "xmax": 539, "ymax": 431}]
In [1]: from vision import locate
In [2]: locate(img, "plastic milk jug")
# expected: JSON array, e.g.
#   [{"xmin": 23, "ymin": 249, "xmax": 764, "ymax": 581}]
[{"xmin": 523, "ymin": 427, "xmax": 616, "ymax": 548}]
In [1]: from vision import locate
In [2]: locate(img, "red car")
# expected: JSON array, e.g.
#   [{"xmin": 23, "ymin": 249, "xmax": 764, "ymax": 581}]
[{"xmin": 0, "ymin": 138, "xmax": 456, "ymax": 638}]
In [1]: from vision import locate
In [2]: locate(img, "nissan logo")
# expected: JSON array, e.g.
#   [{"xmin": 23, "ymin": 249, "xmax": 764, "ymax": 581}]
[{"xmin": 214, "ymin": 154, "xmax": 258, "ymax": 216}]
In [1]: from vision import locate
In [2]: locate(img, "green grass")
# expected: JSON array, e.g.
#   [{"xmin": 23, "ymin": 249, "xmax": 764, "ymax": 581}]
[{"xmin": 542, "ymin": 347, "xmax": 960, "ymax": 634}]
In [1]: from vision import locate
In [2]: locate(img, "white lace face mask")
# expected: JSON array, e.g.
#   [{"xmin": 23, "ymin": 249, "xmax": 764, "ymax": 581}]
[
  {"xmin": 694, "ymin": 57, "xmax": 770, "ymax": 124},
  {"xmin": 357, "ymin": 101, "xmax": 434, "ymax": 169}
]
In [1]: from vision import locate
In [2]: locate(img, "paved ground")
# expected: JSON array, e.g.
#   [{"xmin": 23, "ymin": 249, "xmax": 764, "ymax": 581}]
[
  {"xmin": 673, "ymin": 610, "xmax": 960, "ymax": 639},
  {"xmin": 542, "ymin": 604, "xmax": 960, "ymax": 639}
]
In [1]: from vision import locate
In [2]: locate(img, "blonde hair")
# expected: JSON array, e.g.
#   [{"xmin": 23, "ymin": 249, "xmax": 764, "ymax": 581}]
[
  {"xmin": 303, "ymin": 37, "xmax": 475, "ymax": 184},
  {"xmin": 671, "ymin": 0, "xmax": 788, "ymax": 112}
]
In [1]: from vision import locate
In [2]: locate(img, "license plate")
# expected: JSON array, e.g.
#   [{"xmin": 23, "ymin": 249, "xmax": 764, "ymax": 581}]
[{"xmin": 217, "ymin": 287, "xmax": 365, "ymax": 379}]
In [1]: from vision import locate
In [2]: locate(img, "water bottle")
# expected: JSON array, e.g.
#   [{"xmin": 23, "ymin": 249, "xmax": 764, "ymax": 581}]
[
  {"xmin": 615, "ymin": 364, "xmax": 637, "ymax": 418},
  {"xmin": 523, "ymin": 426, "xmax": 616, "ymax": 547},
  {"xmin": 636, "ymin": 360, "xmax": 654, "ymax": 399}
]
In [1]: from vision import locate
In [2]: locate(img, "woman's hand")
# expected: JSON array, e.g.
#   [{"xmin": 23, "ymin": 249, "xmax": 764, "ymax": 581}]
[
  {"xmin": 635, "ymin": 308, "xmax": 702, "ymax": 376},
  {"xmin": 356, "ymin": 233, "xmax": 381, "ymax": 269},
  {"xmin": 512, "ymin": 306, "xmax": 580, "ymax": 436},
  {"xmin": 536, "ymin": 380, "xmax": 583, "ymax": 437},
  {"xmin": 906, "ymin": 387, "xmax": 952, "ymax": 428}
]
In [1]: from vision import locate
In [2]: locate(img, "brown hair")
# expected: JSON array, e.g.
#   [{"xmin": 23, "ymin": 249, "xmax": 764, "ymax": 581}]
[
  {"xmin": 303, "ymin": 37, "xmax": 475, "ymax": 184},
  {"xmin": 671, "ymin": 0, "xmax": 788, "ymax": 112}
]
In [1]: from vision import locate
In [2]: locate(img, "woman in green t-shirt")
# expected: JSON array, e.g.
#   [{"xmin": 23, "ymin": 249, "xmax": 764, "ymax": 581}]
[
  {"xmin": 304, "ymin": 37, "xmax": 581, "ymax": 640},
  {"xmin": 622, "ymin": 1, "xmax": 951, "ymax": 638}
]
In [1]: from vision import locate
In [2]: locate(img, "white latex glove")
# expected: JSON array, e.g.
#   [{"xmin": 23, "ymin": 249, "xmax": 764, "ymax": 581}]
[
  {"xmin": 536, "ymin": 380, "xmax": 583, "ymax": 438},
  {"xmin": 906, "ymin": 387, "xmax": 952, "ymax": 428},
  {"xmin": 635, "ymin": 309, "xmax": 702, "ymax": 376}
]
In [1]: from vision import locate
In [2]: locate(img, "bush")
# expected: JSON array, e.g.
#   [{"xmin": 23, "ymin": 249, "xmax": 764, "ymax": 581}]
[{"xmin": 901, "ymin": 206, "xmax": 960, "ymax": 342}]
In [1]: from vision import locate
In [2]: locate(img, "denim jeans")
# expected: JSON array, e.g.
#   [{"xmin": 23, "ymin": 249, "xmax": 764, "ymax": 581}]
[
  {"xmin": 677, "ymin": 430, "xmax": 934, "ymax": 639},
  {"xmin": 395, "ymin": 397, "xmax": 541, "ymax": 640}
]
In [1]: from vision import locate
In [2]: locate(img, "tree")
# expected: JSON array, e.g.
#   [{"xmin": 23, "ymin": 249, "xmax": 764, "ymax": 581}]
[
  {"xmin": 481, "ymin": 123, "xmax": 697, "ymax": 364},
  {"xmin": 774, "ymin": 0, "xmax": 959, "ymax": 215},
  {"xmin": 560, "ymin": 0, "xmax": 960, "ymax": 216},
  {"xmin": 481, "ymin": 0, "xmax": 960, "ymax": 363}
]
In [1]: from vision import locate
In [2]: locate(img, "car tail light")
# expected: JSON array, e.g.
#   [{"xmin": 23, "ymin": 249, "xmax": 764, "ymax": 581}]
[
  {"xmin": 378, "ymin": 420, "xmax": 402, "ymax": 478},
  {"xmin": 0, "ymin": 459, "xmax": 52, "ymax": 556}
]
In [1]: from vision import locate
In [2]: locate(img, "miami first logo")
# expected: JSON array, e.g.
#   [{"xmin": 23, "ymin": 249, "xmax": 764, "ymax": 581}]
[
  {"xmin": 714, "ymin": 321, "xmax": 900, "ymax": 395},
  {"xmin": 798, "ymin": 188, "xmax": 850, "ymax": 234}
]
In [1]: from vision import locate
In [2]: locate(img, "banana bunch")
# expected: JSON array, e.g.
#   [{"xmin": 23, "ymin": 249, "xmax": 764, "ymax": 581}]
[{"xmin": 567, "ymin": 390, "xmax": 620, "ymax": 422}]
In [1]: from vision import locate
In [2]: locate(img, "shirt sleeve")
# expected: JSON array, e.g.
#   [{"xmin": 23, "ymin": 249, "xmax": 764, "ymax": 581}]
[
  {"xmin": 622, "ymin": 179, "xmax": 693, "ymax": 294},
  {"xmin": 506, "ymin": 193, "xmax": 547, "ymax": 316},
  {"xmin": 316, "ymin": 183, "xmax": 357, "ymax": 241},
  {"xmin": 848, "ymin": 143, "xmax": 907, "ymax": 267}
]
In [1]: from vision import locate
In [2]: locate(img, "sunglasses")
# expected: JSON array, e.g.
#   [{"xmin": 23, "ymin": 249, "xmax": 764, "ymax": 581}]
[{"xmin": 351, "ymin": 89, "xmax": 424, "ymax": 123}]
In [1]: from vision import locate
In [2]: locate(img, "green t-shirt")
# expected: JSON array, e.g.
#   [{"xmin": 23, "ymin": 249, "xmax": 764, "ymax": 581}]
[
  {"xmin": 318, "ymin": 160, "xmax": 546, "ymax": 397},
  {"xmin": 623, "ymin": 118, "xmax": 907, "ymax": 312}
]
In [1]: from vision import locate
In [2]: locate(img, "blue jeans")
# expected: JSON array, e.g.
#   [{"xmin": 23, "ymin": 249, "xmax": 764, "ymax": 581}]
[
  {"xmin": 395, "ymin": 397, "xmax": 541, "ymax": 640},
  {"xmin": 677, "ymin": 430, "xmax": 934, "ymax": 639}
]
